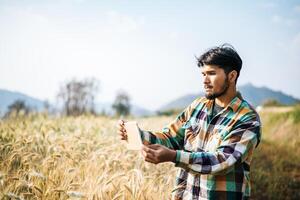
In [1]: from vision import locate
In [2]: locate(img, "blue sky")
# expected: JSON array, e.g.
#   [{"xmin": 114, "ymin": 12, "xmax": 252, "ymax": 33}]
[{"xmin": 0, "ymin": 0, "xmax": 300, "ymax": 110}]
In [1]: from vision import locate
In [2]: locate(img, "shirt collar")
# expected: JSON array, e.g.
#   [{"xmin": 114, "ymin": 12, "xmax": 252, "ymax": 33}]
[
  {"xmin": 204, "ymin": 95, "xmax": 242, "ymax": 113},
  {"xmin": 227, "ymin": 96, "xmax": 242, "ymax": 112}
]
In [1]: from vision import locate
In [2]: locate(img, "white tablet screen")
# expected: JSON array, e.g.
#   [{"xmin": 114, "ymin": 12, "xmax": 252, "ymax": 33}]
[{"xmin": 124, "ymin": 121, "xmax": 142, "ymax": 150}]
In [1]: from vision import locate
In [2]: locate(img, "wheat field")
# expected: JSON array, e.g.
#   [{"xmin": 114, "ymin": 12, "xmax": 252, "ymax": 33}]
[
  {"xmin": 1, "ymin": 106, "xmax": 300, "ymax": 199},
  {"xmin": 0, "ymin": 115, "xmax": 178, "ymax": 199}
]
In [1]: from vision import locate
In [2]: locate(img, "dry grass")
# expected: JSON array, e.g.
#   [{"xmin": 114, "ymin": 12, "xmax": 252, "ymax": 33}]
[
  {"xmin": 1, "ymin": 107, "xmax": 300, "ymax": 199},
  {"xmin": 0, "ymin": 115, "xmax": 176, "ymax": 199}
]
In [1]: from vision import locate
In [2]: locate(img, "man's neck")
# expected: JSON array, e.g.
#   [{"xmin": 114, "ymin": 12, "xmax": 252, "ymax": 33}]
[{"xmin": 215, "ymin": 86, "xmax": 237, "ymax": 108}]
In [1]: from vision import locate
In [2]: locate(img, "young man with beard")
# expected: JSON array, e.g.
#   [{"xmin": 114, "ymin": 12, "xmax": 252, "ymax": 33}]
[{"xmin": 118, "ymin": 44, "xmax": 261, "ymax": 200}]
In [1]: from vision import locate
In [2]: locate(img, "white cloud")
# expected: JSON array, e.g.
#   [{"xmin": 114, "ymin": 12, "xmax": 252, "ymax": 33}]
[
  {"xmin": 271, "ymin": 15, "xmax": 282, "ymax": 23},
  {"xmin": 169, "ymin": 31, "xmax": 179, "ymax": 40},
  {"xmin": 57, "ymin": 0, "xmax": 86, "ymax": 3},
  {"xmin": 285, "ymin": 19, "xmax": 296, "ymax": 26},
  {"xmin": 105, "ymin": 10, "xmax": 145, "ymax": 33},
  {"xmin": 275, "ymin": 41, "xmax": 284, "ymax": 48},
  {"xmin": 294, "ymin": 5, "xmax": 300, "ymax": 12},
  {"xmin": 292, "ymin": 32, "xmax": 300, "ymax": 47},
  {"xmin": 286, "ymin": 32, "xmax": 300, "ymax": 59},
  {"xmin": 0, "ymin": 3, "xmax": 50, "ymax": 25},
  {"xmin": 260, "ymin": 2, "xmax": 278, "ymax": 9},
  {"xmin": 271, "ymin": 15, "xmax": 297, "ymax": 27}
]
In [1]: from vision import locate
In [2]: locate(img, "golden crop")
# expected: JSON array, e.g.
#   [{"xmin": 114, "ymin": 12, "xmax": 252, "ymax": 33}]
[
  {"xmin": 0, "ymin": 116, "xmax": 176, "ymax": 199},
  {"xmin": 1, "ymin": 106, "xmax": 300, "ymax": 199}
]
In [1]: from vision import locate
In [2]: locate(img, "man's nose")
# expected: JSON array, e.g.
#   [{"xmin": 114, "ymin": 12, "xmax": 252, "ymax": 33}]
[{"xmin": 203, "ymin": 76, "xmax": 210, "ymax": 84}]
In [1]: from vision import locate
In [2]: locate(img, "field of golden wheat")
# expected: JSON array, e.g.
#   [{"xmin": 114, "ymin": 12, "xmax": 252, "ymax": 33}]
[
  {"xmin": 1, "ymin": 106, "xmax": 300, "ymax": 199},
  {"xmin": 0, "ymin": 115, "xmax": 178, "ymax": 199}
]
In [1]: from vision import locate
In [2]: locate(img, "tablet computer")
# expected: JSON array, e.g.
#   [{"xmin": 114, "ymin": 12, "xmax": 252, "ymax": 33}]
[{"xmin": 124, "ymin": 121, "xmax": 142, "ymax": 150}]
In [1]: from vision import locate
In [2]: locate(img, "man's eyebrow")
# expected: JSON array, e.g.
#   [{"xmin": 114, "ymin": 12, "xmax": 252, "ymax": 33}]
[{"xmin": 202, "ymin": 69, "xmax": 216, "ymax": 73}]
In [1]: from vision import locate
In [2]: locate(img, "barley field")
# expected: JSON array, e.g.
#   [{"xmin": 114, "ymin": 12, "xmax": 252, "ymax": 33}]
[{"xmin": 1, "ymin": 106, "xmax": 300, "ymax": 200}]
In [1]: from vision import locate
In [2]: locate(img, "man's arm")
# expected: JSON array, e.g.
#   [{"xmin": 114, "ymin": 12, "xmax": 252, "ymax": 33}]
[
  {"xmin": 140, "ymin": 98, "xmax": 202, "ymax": 150},
  {"xmin": 174, "ymin": 114, "xmax": 261, "ymax": 175}
]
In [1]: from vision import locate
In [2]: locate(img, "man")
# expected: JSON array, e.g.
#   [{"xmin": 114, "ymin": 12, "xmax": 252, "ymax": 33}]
[{"xmin": 118, "ymin": 44, "xmax": 261, "ymax": 200}]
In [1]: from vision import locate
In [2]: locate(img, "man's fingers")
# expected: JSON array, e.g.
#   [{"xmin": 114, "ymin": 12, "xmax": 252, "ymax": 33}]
[
  {"xmin": 116, "ymin": 120, "xmax": 126, "ymax": 131},
  {"xmin": 118, "ymin": 119, "xmax": 125, "ymax": 125},
  {"xmin": 142, "ymin": 146, "xmax": 157, "ymax": 163},
  {"xmin": 119, "ymin": 135, "xmax": 126, "ymax": 140},
  {"xmin": 116, "ymin": 119, "xmax": 128, "ymax": 141},
  {"xmin": 120, "ymin": 136, "xmax": 127, "ymax": 141},
  {"xmin": 118, "ymin": 130, "xmax": 127, "ymax": 140},
  {"xmin": 120, "ymin": 136, "xmax": 127, "ymax": 140},
  {"xmin": 144, "ymin": 157, "xmax": 158, "ymax": 164},
  {"xmin": 118, "ymin": 120, "xmax": 126, "ymax": 127},
  {"xmin": 118, "ymin": 129, "xmax": 126, "ymax": 134},
  {"xmin": 143, "ymin": 149, "xmax": 158, "ymax": 164},
  {"xmin": 142, "ymin": 145, "xmax": 150, "ymax": 152},
  {"xmin": 118, "ymin": 130, "xmax": 126, "ymax": 136},
  {"xmin": 142, "ymin": 145, "xmax": 156, "ymax": 155},
  {"xmin": 148, "ymin": 144, "xmax": 162, "ymax": 150},
  {"xmin": 117, "ymin": 124, "xmax": 126, "ymax": 131},
  {"xmin": 142, "ymin": 150, "xmax": 156, "ymax": 161},
  {"xmin": 117, "ymin": 124, "xmax": 126, "ymax": 133},
  {"xmin": 119, "ymin": 134, "xmax": 127, "ymax": 139}
]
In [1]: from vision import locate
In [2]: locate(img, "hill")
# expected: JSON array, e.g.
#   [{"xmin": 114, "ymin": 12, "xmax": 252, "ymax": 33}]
[
  {"xmin": 1, "ymin": 83, "xmax": 299, "ymax": 116},
  {"xmin": 0, "ymin": 89, "xmax": 45, "ymax": 116},
  {"xmin": 158, "ymin": 83, "xmax": 300, "ymax": 111},
  {"xmin": 0, "ymin": 89, "xmax": 154, "ymax": 117}
]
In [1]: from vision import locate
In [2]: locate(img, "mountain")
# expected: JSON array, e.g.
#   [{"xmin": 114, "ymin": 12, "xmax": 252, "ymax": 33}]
[
  {"xmin": 238, "ymin": 83, "xmax": 299, "ymax": 106},
  {"xmin": 0, "ymin": 89, "xmax": 45, "ymax": 116},
  {"xmin": 0, "ymin": 89, "xmax": 154, "ymax": 117},
  {"xmin": 2, "ymin": 83, "xmax": 299, "ymax": 117},
  {"xmin": 158, "ymin": 94, "xmax": 204, "ymax": 112},
  {"xmin": 158, "ymin": 83, "xmax": 300, "ymax": 111}
]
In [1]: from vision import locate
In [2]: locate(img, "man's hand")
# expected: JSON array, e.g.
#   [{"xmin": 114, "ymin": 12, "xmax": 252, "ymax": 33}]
[
  {"xmin": 117, "ymin": 119, "xmax": 127, "ymax": 140},
  {"xmin": 142, "ymin": 144, "xmax": 176, "ymax": 164}
]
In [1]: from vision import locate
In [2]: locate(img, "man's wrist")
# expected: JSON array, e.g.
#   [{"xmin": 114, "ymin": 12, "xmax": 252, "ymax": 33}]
[{"xmin": 169, "ymin": 149, "xmax": 177, "ymax": 163}]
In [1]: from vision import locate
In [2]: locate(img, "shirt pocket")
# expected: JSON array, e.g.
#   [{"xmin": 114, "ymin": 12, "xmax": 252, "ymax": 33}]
[
  {"xmin": 205, "ymin": 131, "xmax": 222, "ymax": 152},
  {"xmin": 182, "ymin": 120, "xmax": 202, "ymax": 151},
  {"xmin": 183, "ymin": 120, "xmax": 201, "ymax": 134}
]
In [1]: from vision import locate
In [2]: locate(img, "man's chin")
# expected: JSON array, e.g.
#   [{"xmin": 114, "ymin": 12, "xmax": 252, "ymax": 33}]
[{"xmin": 205, "ymin": 93, "xmax": 215, "ymax": 100}]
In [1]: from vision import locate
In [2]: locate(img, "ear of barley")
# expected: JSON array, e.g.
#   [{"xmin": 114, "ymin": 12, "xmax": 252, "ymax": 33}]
[
  {"xmin": 67, "ymin": 191, "xmax": 85, "ymax": 198},
  {"xmin": 5, "ymin": 192, "xmax": 24, "ymax": 200}
]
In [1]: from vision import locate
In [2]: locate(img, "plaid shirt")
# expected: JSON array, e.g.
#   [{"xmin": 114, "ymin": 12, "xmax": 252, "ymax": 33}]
[{"xmin": 140, "ymin": 96, "xmax": 261, "ymax": 200}]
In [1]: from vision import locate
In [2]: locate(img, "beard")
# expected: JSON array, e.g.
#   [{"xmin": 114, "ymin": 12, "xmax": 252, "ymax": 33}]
[{"xmin": 205, "ymin": 77, "xmax": 229, "ymax": 100}]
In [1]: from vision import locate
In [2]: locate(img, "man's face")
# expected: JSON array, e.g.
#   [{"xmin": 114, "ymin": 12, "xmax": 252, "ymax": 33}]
[{"xmin": 201, "ymin": 64, "xmax": 229, "ymax": 100}]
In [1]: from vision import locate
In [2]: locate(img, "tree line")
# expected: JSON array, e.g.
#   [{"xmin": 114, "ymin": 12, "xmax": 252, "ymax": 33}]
[{"xmin": 4, "ymin": 78, "xmax": 131, "ymax": 118}]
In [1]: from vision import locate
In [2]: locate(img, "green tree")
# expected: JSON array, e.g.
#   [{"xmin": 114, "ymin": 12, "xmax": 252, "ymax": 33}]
[
  {"xmin": 57, "ymin": 78, "xmax": 100, "ymax": 116},
  {"xmin": 262, "ymin": 99, "xmax": 283, "ymax": 107},
  {"xmin": 5, "ymin": 99, "xmax": 31, "ymax": 117},
  {"xmin": 112, "ymin": 90, "xmax": 131, "ymax": 117},
  {"xmin": 156, "ymin": 108, "xmax": 182, "ymax": 116}
]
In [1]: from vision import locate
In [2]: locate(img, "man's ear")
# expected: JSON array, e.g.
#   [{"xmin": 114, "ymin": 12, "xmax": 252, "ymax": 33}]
[{"xmin": 228, "ymin": 70, "xmax": 237, "ymax": 83}]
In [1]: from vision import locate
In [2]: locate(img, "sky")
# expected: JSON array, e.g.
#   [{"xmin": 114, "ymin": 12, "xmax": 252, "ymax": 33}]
[{"xmin": 0, "ymin": 0, "xmax": 300, "ymax": 110}]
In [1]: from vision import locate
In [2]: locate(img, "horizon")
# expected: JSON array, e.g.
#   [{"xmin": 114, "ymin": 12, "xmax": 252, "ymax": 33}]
[
  {"xmin": 1, "ymin": 82, "xmax": 299, "ymax": 112},
  {"xmin": 1, "ymin": 0, "xmax": 300, "ymax": 110}
]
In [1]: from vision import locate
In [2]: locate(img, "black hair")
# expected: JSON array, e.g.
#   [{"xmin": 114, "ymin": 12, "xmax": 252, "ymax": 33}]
[{"xmin": 197, "ymin": 44, "xmax": 242, "ymax": 83}]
